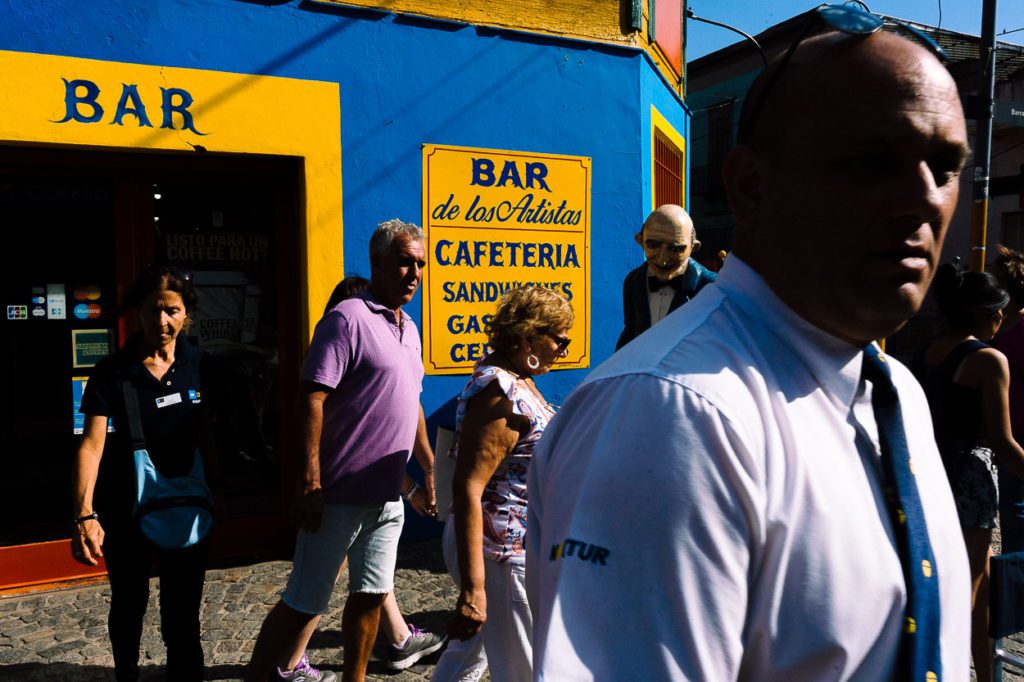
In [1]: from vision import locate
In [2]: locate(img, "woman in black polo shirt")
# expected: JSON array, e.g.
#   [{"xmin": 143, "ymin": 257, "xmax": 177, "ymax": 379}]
[{"xmin": 71, "ymin": 264, "xmax": 216, "ymax": 682}]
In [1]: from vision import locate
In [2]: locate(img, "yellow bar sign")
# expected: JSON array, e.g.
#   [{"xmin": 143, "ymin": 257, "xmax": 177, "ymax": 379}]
[{"xmin": 422, "ymin": 144, "xmax": 591, "ymax": 375}]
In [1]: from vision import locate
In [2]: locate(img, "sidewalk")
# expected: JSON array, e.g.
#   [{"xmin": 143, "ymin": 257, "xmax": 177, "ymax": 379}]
[
  {"xmin": 1, "ymin": 537, "xmax": 1022, "ymax": 681},
  {"xmin": 0, "ymin": 540, "xmax": 459, "ymax": 681}
]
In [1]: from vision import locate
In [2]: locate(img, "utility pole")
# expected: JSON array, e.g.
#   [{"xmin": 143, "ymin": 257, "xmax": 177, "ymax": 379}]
[{"xmin": 969, "ymin": 0, "xmax": 998, "ymax": 271}]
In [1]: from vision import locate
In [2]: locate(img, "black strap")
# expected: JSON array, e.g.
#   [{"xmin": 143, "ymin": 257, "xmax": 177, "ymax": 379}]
[
  {"xmin": 121, "ymin": 379, "xmax": 147, "ymax": 452},
  {"xmin": 944, "ymin": 339, "xmax": 988, "ymax": 375}
]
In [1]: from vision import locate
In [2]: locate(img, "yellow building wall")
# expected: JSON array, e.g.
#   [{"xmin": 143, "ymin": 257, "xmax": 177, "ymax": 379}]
[
  {"xmin": 321, "ymin": 0, "xmax": 630, "ymax": 45},
  {"xmin": 321, "ymin": 0, "xmax": 684, "ymax": 95}
]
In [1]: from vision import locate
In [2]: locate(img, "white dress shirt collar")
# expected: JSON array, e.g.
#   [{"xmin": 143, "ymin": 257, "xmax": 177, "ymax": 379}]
[{"xmin": 715, "ymin": 255, "xmax": 867, "ymax": 411}]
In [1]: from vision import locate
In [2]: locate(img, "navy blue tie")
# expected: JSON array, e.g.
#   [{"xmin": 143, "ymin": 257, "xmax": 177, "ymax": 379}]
[{"xmin": 862, "ymin": 344, "xmax": 942, "ymax": 682}]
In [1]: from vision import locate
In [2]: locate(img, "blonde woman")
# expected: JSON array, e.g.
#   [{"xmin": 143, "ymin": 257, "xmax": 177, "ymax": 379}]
[{"xmin": 433, "ymin": 286, "xmax": 573, "ymax": 682}]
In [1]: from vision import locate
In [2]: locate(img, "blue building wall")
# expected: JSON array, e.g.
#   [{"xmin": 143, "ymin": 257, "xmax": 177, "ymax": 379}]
[
  {"xmin": 0, "ymin": 0, "xmax": 688, "ymax": 539},
  {"xmin": 640, "ymin": 55, "xmax": 692, "ymax": 214}
]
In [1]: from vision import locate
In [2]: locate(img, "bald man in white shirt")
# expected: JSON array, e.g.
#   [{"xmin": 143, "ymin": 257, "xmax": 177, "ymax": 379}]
[{"xmin": 529, "ymin": 23, "xmax": 972, "ymax": 682}]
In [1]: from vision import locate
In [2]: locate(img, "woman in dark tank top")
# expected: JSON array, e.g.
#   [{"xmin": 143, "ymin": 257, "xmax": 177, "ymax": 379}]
[{"xmin": 912, "ymin": 261, "xmax": 1024, "ymax": 681}]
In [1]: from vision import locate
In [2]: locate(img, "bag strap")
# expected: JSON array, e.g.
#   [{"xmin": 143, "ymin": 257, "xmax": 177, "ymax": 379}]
[{"xmin": 121, "ymin": 379, "xmax": 147, "ymax": 452}]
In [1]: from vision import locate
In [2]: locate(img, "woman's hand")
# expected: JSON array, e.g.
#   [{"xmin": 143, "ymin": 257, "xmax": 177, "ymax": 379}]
[
  {"xmin": 447, "ymin": 587, "xmax": 487, "ymax": 641},
  {"xmin": 71, "ymin": 518, "xmax": 104, "ymax": 566}
]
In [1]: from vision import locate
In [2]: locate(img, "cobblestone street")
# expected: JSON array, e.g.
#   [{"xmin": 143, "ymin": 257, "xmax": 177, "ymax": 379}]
[
  {"xmin": 0, "ymin": 538, "xmax": 1021, "ymax": 681},
  {"xmin": 0, "ymin": 541, "xmax": 459, "ymax": 681}
]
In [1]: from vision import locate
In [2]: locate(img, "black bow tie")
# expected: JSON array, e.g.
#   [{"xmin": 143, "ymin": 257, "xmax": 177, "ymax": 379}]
[{"xmin": 648, "ymin": 275, "xmax": 684, "ymax": 293}]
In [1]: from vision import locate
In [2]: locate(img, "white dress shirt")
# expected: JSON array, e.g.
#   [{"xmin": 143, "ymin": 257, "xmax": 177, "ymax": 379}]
[
  {"xmin": 527, "ymin": 256, "xmax": 970, "ymax": 681},
  {"xmin": 648, "ymin": 282, "xmax": 675, "ymax": 325}
]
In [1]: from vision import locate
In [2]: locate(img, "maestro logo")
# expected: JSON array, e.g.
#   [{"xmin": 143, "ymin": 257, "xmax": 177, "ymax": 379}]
[{"xmin": 73, "ymin": 303, "xmax": 102, "ymax": 320}]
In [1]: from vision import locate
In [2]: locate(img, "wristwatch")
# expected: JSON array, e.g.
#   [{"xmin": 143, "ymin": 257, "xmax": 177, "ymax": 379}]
[{"xmin": 75, "ymin": 512, "xmax": 99, "ymax": 524}]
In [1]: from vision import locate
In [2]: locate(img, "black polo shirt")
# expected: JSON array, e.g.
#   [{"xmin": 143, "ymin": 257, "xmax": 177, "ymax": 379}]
[{"xmin": 81, "ymin": 334, "xmax": 210, "ymax": 517}]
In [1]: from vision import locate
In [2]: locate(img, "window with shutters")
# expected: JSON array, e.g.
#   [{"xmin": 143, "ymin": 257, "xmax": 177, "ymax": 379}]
[{"xmin": 654, "ymin": 129, "xmax": 684, "ymax": 207}]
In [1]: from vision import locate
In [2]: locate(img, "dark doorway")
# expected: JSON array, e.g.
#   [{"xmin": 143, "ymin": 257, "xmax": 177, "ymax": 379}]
[{"xmin": 0, "ymin": 146, "xmax": 302, "ymax": 587}]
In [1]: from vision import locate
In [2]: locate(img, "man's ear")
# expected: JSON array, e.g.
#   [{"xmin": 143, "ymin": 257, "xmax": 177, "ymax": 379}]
[
  {"xmin": 723, "ymin": 145, "xmax": 770, "ymax": 232},
  {"xmin": 691, "ymin": 239, "xmax": 702, "ymax": 253},
  {"xmin": 634, "ymin": 232, "xmax": 644, "ymax": 246}
]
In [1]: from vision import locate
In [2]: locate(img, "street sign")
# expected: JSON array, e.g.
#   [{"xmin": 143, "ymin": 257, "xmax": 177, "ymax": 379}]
[{"xmin": 995, "ymin": 100, "xmax": 1024, "ymax": 127}]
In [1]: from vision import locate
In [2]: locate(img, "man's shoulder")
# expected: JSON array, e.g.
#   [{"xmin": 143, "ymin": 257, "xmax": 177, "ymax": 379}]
[
  {"xmin": 332, "ymin": 295, "xmax": 373, "ymax": 319},
  {"xmin": 316, "ymin": 298, "xmax": 375, "ymax": 335},
  {"xmin": 591, "ymin": 290, "xmax": 763, "ymax": 406},
  {"xmin": 690, "ymin": 258, "xmax": 718, "ymax": 285}
]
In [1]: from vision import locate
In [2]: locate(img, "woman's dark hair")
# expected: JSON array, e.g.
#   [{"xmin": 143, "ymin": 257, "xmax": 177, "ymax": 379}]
[
  {"xmin": 324, "ymin": 275, "xmax": 370, "ymax": 314},
  {"xmin": 992, "ymin": 244, "xmax": 1024, "ymax": 306},
  {"xmin": 120, "ymin": 264, "xmax": 198, "ymax": 315},
  {"xmin": 932, "ymin": 260, "xmax": 1009, "ymax": 329}
]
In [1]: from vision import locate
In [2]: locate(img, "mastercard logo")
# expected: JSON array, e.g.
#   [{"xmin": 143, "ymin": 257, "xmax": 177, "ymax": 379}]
[
  {"xmin": 73, "ymin": 303, "xmax": 102, "ymax": 319},
  {"xmin": 73, "ymin": 285, "xmax": 102, "ymax": 301}
]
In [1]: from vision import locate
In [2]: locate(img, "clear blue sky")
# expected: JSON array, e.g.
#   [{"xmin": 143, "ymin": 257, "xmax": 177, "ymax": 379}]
[{"xmin": 686, "ymin": 1, "xmax": 1024, "ymax": 61}]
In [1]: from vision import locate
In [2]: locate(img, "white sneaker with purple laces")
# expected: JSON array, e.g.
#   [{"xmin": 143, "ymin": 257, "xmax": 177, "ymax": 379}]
[
  {"xmin": 386, "ymin": 623, "xmax": 447, "ymax": 671},
  {"xmin": 276, "ymin": 653, "xmax": 337, "ymax": 682}
]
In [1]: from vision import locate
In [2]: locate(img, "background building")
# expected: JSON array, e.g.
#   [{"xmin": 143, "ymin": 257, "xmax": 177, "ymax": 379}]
[{"xmin": 686, "ymin": 9, "xmax": 1024, "ymax": 356}]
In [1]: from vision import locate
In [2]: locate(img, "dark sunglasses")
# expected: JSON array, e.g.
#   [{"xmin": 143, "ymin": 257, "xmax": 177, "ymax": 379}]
[
  {"xmin": 738, "ymin": 3, "xmax": 949, "ymax": 145},
  {"xmin": 644, "ymin": 239, "xmax": 690, "ymax": 254},
  {"xmin": 547, "ymin": 332, "xmax": 571, "ymax": 353}
]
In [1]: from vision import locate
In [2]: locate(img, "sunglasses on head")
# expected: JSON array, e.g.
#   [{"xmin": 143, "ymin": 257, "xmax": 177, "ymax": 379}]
[{"xmin": 738, "ymin": 3, "xmax": 949, "ymax": 146}]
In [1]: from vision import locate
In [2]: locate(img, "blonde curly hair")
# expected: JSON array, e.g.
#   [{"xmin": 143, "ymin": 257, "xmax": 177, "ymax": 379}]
[{"xmin": 486, "ymin": 285, "xmax": 574, "ymax": 355}]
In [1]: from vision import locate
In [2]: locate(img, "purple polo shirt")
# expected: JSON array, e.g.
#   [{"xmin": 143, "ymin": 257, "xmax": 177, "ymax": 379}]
[{"xmin": 301, "ymin": 290, "xmax": 424, "ymax": 504}]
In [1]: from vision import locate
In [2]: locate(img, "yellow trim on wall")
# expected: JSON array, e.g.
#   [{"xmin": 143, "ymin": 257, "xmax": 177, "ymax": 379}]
[
  {"xmin": 650, "ymin": 104, "xmax": 686, "ymax": 211},
  {"xmin": 319, "ymin": 0, "xmax": 626, "ymax": 45},
  {"xmin": 0, "ymin": 49, "xmax": 342, "ymax": 342}
]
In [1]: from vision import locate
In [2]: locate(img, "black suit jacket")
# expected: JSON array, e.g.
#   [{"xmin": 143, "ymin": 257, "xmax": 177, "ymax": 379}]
[{"xmin": 615, "ymin": 259, "xmax": 717, "ymax": 350}]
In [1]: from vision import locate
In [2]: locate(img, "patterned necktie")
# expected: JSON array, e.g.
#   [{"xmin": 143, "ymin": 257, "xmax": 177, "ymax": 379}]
[{"xmin": 862, "ymin": 344, "xmax": 942, "ymax": 682}]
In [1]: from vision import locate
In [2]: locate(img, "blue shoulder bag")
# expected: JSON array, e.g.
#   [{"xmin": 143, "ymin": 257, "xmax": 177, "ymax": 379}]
[{"xmin": 122, "ymin": 380, "xmax": 213, "ymax": 550}]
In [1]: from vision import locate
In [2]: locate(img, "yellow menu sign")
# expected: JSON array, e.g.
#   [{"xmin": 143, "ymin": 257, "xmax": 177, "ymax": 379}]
[{"xmin": 422, "ymin": 144, "xmax": 591, "ymax": 375}]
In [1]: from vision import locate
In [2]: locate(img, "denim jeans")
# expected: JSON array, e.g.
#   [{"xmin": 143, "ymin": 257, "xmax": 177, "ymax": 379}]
[{"xmin": 281, "ymin": 500, "xmax": 404, "ymax": 614}]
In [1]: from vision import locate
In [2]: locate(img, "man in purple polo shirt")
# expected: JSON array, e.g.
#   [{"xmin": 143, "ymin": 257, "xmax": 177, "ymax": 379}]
[{"xmin": 246, "ymin": 219, "xmax": 436, "ymax": 682}]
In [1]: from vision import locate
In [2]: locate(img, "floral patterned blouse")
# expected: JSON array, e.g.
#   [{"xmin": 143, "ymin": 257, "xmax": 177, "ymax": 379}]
[{"xmin": 451, "ymin": 362, "xmax": 556, "ymax": 564}]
